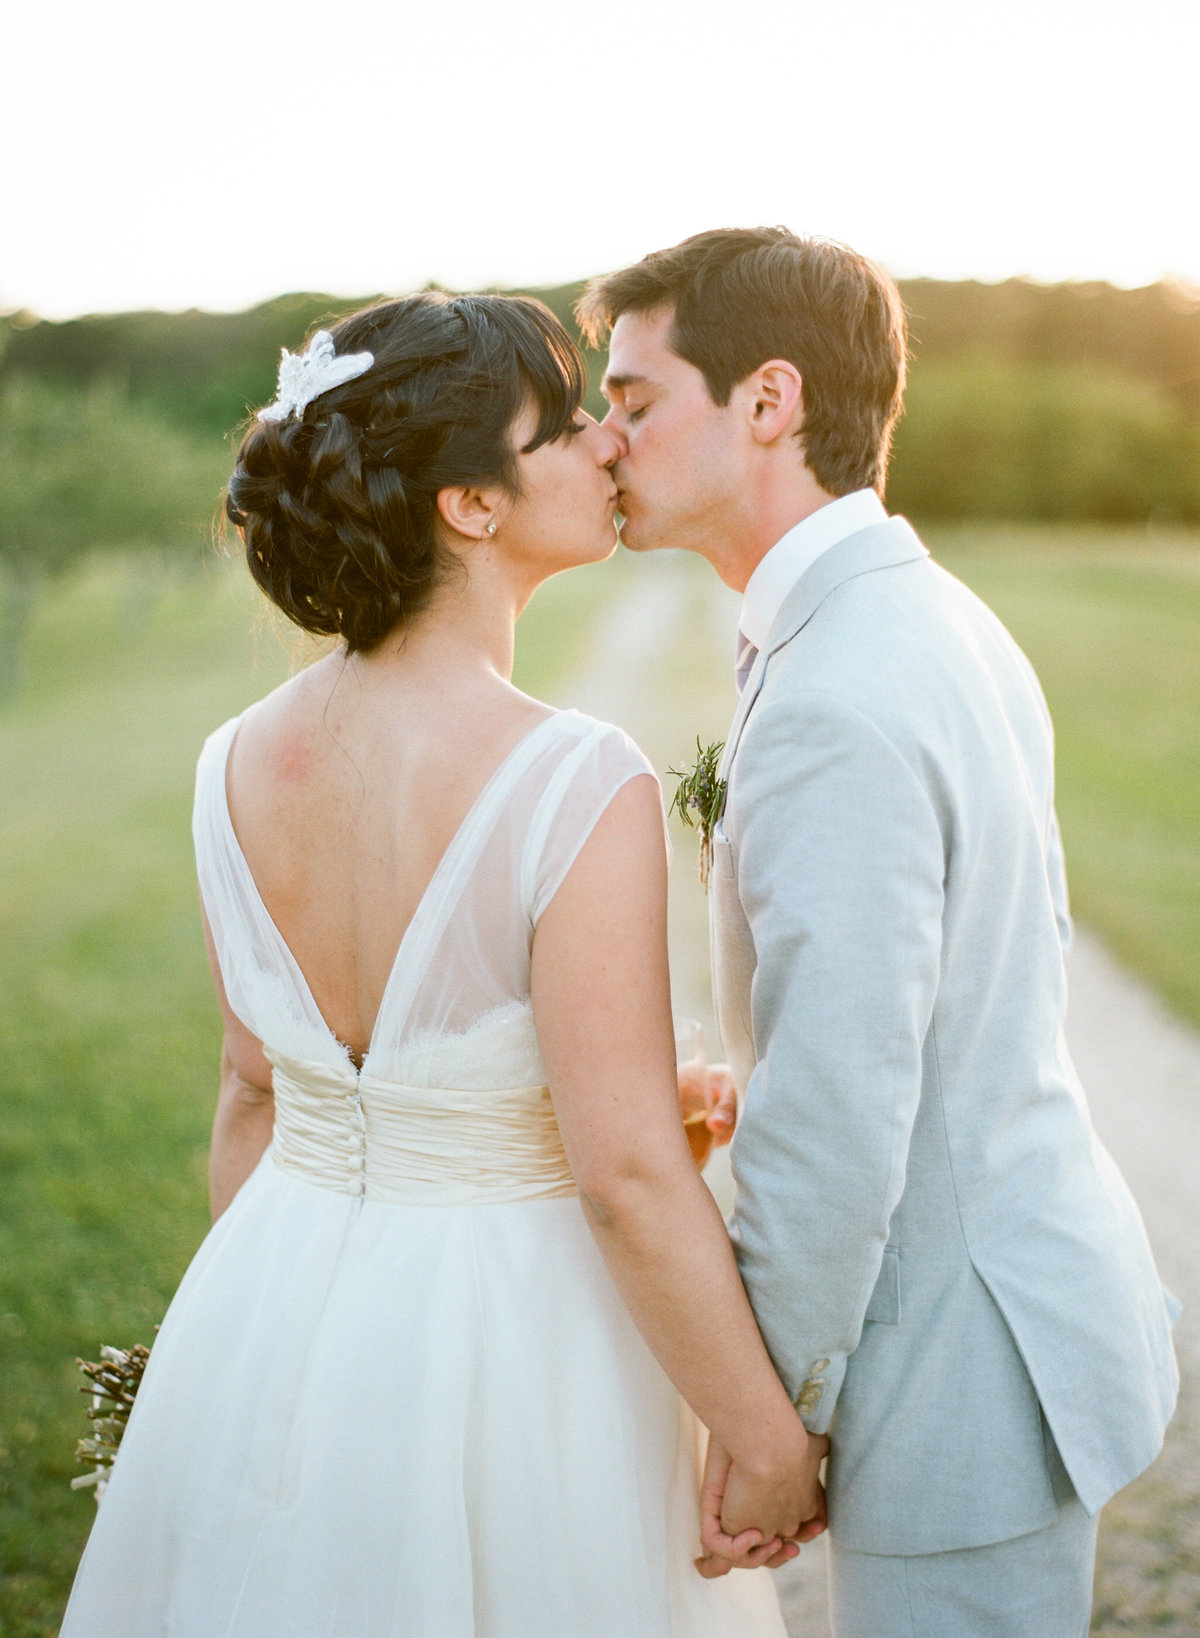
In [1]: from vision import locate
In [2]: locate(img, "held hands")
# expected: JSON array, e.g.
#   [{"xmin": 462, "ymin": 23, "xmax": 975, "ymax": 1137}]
[
  {"xmin": 694, "ymin": 1427, "xmax": 830, "ymax": 1579},
  {"xmin": 677, "ymin": 1061, "xmax": 739, "ymax": 1169},
  {"xmin": 674, "ymin": 1044, "xmax": 827, "ymax": 1571}
]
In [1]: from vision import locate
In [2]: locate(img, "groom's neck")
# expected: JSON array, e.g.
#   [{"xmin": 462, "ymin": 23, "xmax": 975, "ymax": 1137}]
[{"xmin": 712, "ymin": 468, "xmax": 839, "ymax": 594}]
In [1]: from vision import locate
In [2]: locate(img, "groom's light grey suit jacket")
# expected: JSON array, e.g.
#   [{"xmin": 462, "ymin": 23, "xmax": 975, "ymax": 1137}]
[{"xmin": 712, "ymin": 517, "xmax": 1179, "ymax": 1556}]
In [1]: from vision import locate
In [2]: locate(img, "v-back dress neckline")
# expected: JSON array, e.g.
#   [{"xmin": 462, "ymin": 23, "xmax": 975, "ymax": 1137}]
[{"xmin": 216, "ymin": 708, "xmax": 573, "ymax": 1071}]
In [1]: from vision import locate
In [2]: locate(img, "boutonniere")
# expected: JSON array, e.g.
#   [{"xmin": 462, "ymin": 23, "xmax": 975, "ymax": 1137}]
[
  {"xmin": 667, "ymin": 739, "xmax": 726, "ymax": 890},
  {"xmin": 71, "ymin": 1341, "xmax": 152, "ymax": 1501}
]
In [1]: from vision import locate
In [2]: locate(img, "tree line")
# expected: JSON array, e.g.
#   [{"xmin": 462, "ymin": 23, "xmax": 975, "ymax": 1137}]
[
  {"xmin": 2, "ymin": 275, "xmax": 1198, "ymax": 691},
  {"xmin": 6, "ymin": 274, "xmax": 1200, "ymax": 505}
]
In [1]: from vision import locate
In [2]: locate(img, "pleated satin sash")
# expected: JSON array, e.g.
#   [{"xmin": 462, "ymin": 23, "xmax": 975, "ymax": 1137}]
[{"xmin": 265, "ymin": 1048, "xmax": 577, "ymax": 1206}]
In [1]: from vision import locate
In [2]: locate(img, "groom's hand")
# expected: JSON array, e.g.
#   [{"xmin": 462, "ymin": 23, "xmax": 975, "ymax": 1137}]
[
  {"xmin": 704, "ymin": 1065, "xmax": 738, "ymax": 1144},
  {"xmin": 677, "ymin": 1063, "xmax": 738, "ymax": 1156}
]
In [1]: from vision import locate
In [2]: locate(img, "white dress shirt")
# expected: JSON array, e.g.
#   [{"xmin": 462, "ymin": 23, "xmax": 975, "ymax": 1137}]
[{"xmin": 738, "ymin": 489, "xmax": 889, "ymax": 652}]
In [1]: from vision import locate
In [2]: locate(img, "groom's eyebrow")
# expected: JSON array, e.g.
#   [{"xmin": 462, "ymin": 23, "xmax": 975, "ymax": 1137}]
[{"xmin": 600, "ymin": 372, "xmax": 650, "ymax": 400}]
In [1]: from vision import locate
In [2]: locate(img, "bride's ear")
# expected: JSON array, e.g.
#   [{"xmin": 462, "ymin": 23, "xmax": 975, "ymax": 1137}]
[{"xmin": 436, "ymin": 485, "xmax": 504, "ymax": 544}]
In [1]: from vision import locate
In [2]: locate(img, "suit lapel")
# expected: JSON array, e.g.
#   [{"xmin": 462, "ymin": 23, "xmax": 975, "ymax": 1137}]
[{"xmin": 718, "ymin": 517, "xmax": 929, "ymax": 783}]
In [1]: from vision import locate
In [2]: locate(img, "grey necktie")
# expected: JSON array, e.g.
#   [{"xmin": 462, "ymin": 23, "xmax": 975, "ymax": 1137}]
[{"xmin": 735, "ymin": 629, "xmax": 758, "ymax": 693}]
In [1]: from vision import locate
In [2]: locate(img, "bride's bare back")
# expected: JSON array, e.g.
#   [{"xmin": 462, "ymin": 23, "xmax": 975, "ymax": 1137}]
[{"xmin": 225, "ymin": 653, "xmax": 551, "ymax": 1065}]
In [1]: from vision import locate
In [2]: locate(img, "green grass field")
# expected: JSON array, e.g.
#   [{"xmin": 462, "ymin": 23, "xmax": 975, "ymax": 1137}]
[
  {"xmin": 931, "ymin": 525, "xmax": 1200, "ymax": 1027},
  {"xmin": 1, "ymin": 527, "xmax": 1197, "ymax": 1632}
]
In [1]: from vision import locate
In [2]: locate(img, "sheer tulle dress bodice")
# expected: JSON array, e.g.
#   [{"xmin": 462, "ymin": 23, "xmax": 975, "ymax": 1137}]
[
  {"xmin": 200, "ymin": 708, "xmax": 627, "ymax": 1207},
  {"xmin": 60, "ymin": 707, "xmax": 785, "ymax": 1637}
]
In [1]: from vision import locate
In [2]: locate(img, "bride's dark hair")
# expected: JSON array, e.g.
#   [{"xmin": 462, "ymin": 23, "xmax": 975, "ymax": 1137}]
[{"xmin": 226, "ymin": 292, "xmax": 586, "ymax": 651}]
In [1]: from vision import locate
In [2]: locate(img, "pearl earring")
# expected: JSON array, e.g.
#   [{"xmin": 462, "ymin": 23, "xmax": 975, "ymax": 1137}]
[{"xmin": 486, "ymin": 522, "xmax": 497, "ymax": 536}]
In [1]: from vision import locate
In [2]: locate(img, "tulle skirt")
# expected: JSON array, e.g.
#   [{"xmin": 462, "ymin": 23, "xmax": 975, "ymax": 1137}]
[{"xmin": 61, "ymin": 1150, "xmax": 786, "ymax": 1636}]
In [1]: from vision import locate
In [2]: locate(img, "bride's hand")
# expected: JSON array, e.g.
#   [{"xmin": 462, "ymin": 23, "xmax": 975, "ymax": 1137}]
[
  {"xmin": 695, "ymin": 1441, "xmax": 795, "ymax": 1578},
  {"xmin": 694, "ymin": 1429, "xmax": 829, "ymax": 1577}
]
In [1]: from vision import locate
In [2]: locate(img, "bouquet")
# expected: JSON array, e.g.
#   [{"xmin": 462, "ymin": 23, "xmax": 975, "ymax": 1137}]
[{"xmin": 71, "ymin": 1341, "xmax": 152, "ymax": 1501}]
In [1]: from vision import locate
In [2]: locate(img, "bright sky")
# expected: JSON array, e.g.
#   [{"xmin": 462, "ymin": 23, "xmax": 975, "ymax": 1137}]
[{"xmin": 6, "ymin": 0, "xmax": 1199, "ymax": 318}]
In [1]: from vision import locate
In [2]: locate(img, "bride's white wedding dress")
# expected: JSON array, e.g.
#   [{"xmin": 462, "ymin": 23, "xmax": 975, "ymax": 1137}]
[{"xmin": 61, "ymin": 707, "xmax": 785, "ymax": 1637}]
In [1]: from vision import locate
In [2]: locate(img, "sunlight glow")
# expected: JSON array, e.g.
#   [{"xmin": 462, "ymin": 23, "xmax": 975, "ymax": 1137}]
[{"xmin": 6, "ymin": 0, "xmax": 1199, "ymax": 317}]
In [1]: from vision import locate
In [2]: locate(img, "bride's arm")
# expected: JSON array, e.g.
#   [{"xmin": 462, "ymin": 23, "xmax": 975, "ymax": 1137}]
[
  {"xmin": 202, "ymin": 906, "xmax": 274, "ymax": 1220},
  {"xmin": 531, "ymin": 774, "xmax": 822, "ymax": 1554}
]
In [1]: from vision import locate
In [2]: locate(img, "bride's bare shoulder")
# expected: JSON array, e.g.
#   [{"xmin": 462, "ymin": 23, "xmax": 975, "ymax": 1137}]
[{"xmin": 225, "ymin": 653, "xmax": 351, "ymax": 787}]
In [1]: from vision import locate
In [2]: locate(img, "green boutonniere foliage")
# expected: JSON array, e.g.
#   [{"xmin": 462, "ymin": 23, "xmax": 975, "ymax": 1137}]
[{"xmin": 668, "ymin": 739, "xmax": 726, "ymax": 890}]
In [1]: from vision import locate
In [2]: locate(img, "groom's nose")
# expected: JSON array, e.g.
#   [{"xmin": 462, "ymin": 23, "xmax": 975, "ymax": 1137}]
[{"xmin": 597, "ymin": 417, "xmax": 628, "ymax": 464}]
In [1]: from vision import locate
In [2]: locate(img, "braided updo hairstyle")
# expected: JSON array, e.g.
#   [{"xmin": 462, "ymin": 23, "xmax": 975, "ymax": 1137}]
[{"xmin": 226, "ymin": 293, "xmax": 586, "ymax": 651}]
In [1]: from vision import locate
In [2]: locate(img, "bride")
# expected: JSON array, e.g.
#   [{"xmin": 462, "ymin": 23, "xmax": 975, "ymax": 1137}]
[{"xmin": 60, "ymin": 291, "xmax": 824, "ymax": 1636}]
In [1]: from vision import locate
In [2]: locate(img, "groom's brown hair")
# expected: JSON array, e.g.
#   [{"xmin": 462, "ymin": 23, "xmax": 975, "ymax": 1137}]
[{"xmin": 577, "ymin": 227, "xmax": 908, "ymax": 497}]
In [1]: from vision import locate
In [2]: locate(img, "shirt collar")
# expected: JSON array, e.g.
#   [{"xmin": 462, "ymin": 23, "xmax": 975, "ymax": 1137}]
[{"xmin": 738, "ymin": 489, "xmax": 888, "ymax": 651}]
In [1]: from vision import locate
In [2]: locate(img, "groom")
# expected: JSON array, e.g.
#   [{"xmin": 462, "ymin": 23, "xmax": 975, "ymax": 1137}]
[{"xmin": 579, "ymin": 229, "xmax": 1179, "ymax": 1636}]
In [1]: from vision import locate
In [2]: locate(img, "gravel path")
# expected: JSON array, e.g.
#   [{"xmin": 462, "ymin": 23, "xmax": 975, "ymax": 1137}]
[{"xmin": 553, "ymin": 554, "xmax": 1199, "ymax": 1635}]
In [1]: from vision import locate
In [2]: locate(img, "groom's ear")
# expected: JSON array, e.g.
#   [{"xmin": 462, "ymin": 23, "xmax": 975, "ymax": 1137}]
[{"xmin": 745, "ymin": 360, "xmax": 805, "ymax": 447}]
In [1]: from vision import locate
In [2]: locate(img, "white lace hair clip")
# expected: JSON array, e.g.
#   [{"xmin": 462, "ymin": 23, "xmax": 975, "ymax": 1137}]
[{"xmin": 257, "ymin": 330, "xmax": 374, "ymax": 423}]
